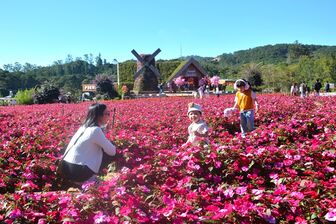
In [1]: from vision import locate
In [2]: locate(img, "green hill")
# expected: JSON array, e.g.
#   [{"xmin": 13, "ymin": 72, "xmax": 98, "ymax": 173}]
[{"xmin": 217, "ymin": 43, "xmax": 336, "ymax": 65}]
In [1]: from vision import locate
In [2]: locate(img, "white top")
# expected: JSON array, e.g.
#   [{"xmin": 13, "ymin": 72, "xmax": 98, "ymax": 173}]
[
  {"xmin": 188, "ymin": 121, "xmax": 209, "ymax": 146},
  {"xmin": 64, "ymin": 126, "xmax": 116, "ymax": 173},
  {"xmin": 290, "ymin": 86, "xmax": 298, "ymax": 94}
]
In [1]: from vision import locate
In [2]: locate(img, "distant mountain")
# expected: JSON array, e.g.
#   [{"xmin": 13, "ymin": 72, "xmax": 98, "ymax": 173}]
[
  {"xmin": 180, "ymin": 44, "xmax": 336, "ymax": 66},
  {"xmin": 217, "ymin": 44, "xmax": 336, "ymax": 65}
]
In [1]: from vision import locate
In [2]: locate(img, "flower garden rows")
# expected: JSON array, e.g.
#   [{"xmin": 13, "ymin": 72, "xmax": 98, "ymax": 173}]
[{"xmin": 0, "ymin": 94, "xmax": 335, "ymax": 223}]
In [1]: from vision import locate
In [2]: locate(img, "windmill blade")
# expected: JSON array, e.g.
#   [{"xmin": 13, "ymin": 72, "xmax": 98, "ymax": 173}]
[
  {"xmin": 149, "ymin": 65, "xmax": 161, "ymax": 78},
  {"xmin": 145, "ymin": 48, "xmax": 161, "ymax": 64},
  {"xmin": 131, "ymin": 49, "xmax": 145, "ymax": 63},
  {"xmin": 151, "ymin": 48, "xmax": 161, "ymax": 58},
  {"xmin": 134, "ymin": 66, "xmax": 146, "ymax": 79}
]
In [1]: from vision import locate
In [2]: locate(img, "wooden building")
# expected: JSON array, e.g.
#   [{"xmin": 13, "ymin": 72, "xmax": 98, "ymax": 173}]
[{"xmin": 166, "ymin": 58, "xmax": 208, "ymax": 90}]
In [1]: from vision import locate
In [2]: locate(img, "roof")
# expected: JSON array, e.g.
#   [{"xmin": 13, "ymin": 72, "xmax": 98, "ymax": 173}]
[{"xmin": 166, "ymin": 57, "xmax": 208, "ymax": 82}]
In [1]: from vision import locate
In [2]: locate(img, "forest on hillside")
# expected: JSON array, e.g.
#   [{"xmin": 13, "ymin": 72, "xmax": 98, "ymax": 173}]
[{"xmin": 1, "ymin": 42, "xmax": 336, "ymax": 98}]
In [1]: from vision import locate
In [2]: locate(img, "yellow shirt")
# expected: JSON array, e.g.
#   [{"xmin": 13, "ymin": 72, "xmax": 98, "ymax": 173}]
[{"xmin": 235, "ymin": 89, "xmax": 256, "ymax": 111}]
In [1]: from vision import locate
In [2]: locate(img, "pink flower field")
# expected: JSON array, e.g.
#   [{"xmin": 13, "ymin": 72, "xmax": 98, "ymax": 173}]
[{"xmin": 0, "ymin": 94, "xmax": 335, "ymax": 223}]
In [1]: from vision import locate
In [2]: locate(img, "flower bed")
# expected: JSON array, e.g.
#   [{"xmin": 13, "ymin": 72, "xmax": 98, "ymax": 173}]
[{"xmin": 0, "ymin": 95, "xmax": 335, "ymax": 223}]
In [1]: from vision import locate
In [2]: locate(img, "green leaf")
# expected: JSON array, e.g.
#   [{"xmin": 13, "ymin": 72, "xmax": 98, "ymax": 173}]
[
  {"xmin": 310, "ymin": 213, "xmax": 317, "ymax": 219},
  {"xmin": 249, "ymin": 160, "xmax": 255, "ymax": 169},
  {"xmin": 115, "ymin": 207, "xmax": 120, "ymax": 215}
]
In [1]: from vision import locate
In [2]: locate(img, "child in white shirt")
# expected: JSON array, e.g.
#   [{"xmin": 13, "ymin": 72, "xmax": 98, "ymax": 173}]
[{"xmin": 182, "ymin": 103, "xmax": 209, "ymax": 147}]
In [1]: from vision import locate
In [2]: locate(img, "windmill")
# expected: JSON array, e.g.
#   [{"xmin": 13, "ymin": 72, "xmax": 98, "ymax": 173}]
[{"xmin": 131, "ymin": 48, "xmax": 161, "ymax": 94}]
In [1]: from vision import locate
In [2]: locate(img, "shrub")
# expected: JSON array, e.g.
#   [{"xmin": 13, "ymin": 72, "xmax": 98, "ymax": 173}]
[
  {"xmin": 95, "ymin": 75, "xmax": 119, "ymax": 99},
  {"xmin": 15, "ymin": 89, "xmax": 35, "ymax": 105},
  {"xmin": 33, "ymin": 82, "xmax": 60, "ymax": 104}
]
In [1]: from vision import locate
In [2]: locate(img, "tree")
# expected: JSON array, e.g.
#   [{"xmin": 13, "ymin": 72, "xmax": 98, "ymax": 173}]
[
  {"xmin": 94, "ymin": 74, "xmax": 118, "ymax": 99},
  {"xmin": 21, "ymin": 74, "xmax": 40, "ymax": 89},
  {"xmin": 313, "ymin": 55, "xmax": 336, "ymax": 83},
  {"xmin": 33, "ymin": 82, "xmax": 60, "ymax": 104},
  {"xmin": 288, "ymin": 41, "xmax": 311, "ymax": 62},
  {"xmin": 15, "ymin": 89, "xmax": 34, "ymax": 105},
  {"xmin": 65, "ymin": 54, "xmax": 73, "ymax": 63},
  {"xmin": 0, "ymin": 70, "xmax": 22, "ymax": 96},
  {"xmin": 296, "ymin": 56, "xmax": 315, "ymax": 85},
  {"xmin": 241, "ymin": 63, "xmax": 263, "ymax": 87},
  {"xmin": 22, "ymin": 63, "xmax": 37, "ymax": 72},
  {"xmin": 96, "ymin": 54, "xmax": 103, "ymax": 68},
  {"xmin": 3, "ymin": 64, "xmax": 13, "ymax": 72},
  {"xmin": 89, "ymin": 54, "xmax": 94, "ymax": 65},
  {"xmin": 261, "ymin": 64, "xmax": 277, "ymax": 89}
]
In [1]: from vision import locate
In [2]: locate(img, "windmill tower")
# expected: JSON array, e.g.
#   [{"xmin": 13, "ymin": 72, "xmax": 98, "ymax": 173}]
[{"xmin": 131, "ymin": 48, "xmax": 161, "ymax": 94}]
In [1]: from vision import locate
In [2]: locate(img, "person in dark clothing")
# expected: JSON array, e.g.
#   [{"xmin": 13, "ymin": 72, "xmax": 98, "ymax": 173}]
[
  {"xmin": 313, "ymin": 79, "xmax": 322, "ymax": 96},
  {"xmin": 325, "ymin": 83, "xmax": 330, "ymax": 93}
]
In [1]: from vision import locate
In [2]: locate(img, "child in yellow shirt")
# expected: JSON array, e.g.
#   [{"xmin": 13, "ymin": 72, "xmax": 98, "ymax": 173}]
[{"xmin": 233, "ymin": 79, "xmax": 259, "ymax": 137}]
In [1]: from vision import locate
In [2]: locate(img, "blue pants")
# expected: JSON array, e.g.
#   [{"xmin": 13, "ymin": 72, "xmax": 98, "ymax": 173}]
[{"xmin": 240, "ymin": 110, "xmax": 255, "ymax": 134}]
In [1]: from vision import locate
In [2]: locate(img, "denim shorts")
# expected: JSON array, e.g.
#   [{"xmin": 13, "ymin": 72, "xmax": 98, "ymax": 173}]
[{"xmin": 240, "ymin": 110, "xmax": 255, "ymax": 134}]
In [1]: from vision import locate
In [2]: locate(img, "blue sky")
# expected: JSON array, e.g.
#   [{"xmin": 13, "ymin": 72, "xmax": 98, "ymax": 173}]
[{"xmin": 0, "ymin": 0, "xmax": 335, "ymax": 67}]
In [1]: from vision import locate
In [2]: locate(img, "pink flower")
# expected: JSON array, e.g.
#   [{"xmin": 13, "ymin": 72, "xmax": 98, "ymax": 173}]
[
  {"xmin": 162, "ymin": 207, "xmax": 174, "ymax": 217},
  {"xmin": 67, "ymin": 208, "xmax": 78, "ymax": 218},
  {"xmin": 162, "ymin": 195, "xmax": 175, "ymax": 206},
  {"xmin": 140, "ymin": 185, "xmax": 150, "ymax": 193},
  {"xmin": 9, "ymin": 208, "xmax": 22, "ymax": 219},
  {"xmin": 295, "ymin": 216, "xmax": 307, "ymax": 224},
  {"xmin": 214, "ymin": 161, "xmax": 222, "ymax": 168},
  {"xmin": 81, "ymin": 180, "xmax": 96, "ymax": 191},
  {"xmin": 186, "ymin": 191, "xmax": 198, "ymax": 201},
  {"xmin": 21, "ymin": 180, "xmax": 39, "ymax": 190},
  {"xmin": 293, "ymin": 155, "xmax": 301, "ymax": 161},
  {"xmin": 269, "ymin": 173, "xmax": 278, "ymax": 179},
  {"xmin": 274, "ymin": 184, "xmax": 287, "ymax": 195},
  {"xmin": 187, "ymin": 160, "xmax": 200, "ymax": 170},
  {"xmin": 290, "ymin": 192, "xmax": 304, "ymax": 200},
  {"xmin": 212, "ymin": 206, "xmax": 232, "ymax": 220},
  {"xmin": 224, "ymin": 188, "xmax": 234, "ymax": 198},
  {"xmin": 233, "ymin": 197, "xmax": 255, "ymax": 217},
  {"xmin": 205, "ymin": 205, "xmax": 220, "ymax": 212},
  {"xmin": 283, "ymin": 159, "xmax": 293, "ymax": 166},
  {"xmin": 252, "ymin": 189, "xmax": 264, "ymax": 196},
  {"xmin": 325, "ymin": 166, "xmax": 334, "ymax": 172},
  {"xmin": 236, "ymin": 186, "xmax": 247, "ymax": 195},
  {"xmin": 115, "ymin": 186, "xmax": 126, "ymax": 195},
  {"xmin": 174, "ymin": 77, "xmax": 185, "ymax": 87},
  {"xmin": 150, "ymin": 213, "xmax": 159, "ymax": 221},
  {"xmin": 37, "ymin": 219, "xmax": 47, "ymax": 224},
  {"xmin": 210, "ymin": 76, "xmax": 220, "ymax": 86},
  {"xmin": 120, "ymin": 206, "xmax": 132, "ymax": 216},
  {"xmin": 58, "ymin": 196, "xmax": 71, "ymax": 205},
  {"xmin": 325, "ymin": 208, "xmax": 336, "ymax": 221},
  {"xmin": 94, "ymin": 211, "xmax": 111, "ymax": 224}
]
